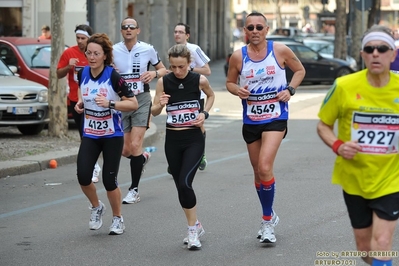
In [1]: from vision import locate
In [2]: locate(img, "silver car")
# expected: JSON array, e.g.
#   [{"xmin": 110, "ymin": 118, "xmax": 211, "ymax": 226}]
[{"xmin": 0, "ymin": 59, "xmax": 49, "ymax": 135}]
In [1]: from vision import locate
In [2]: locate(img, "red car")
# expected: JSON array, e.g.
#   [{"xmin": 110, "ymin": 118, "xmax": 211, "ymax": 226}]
[{"xmin": 0, "ymin": 37, "xmax": 71, "ymax": 117}]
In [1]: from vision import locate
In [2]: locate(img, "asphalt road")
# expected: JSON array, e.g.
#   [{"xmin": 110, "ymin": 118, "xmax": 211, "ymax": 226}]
[
  {"xmin": 2, "ymin": 89, "xmax": 399, "ymax": 265},
  {"xmin": 3, "ymin": 60, "xmax": 398, "ymax": 265}
]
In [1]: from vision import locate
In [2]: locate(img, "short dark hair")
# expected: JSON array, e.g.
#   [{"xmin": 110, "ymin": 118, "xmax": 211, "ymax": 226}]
[
  {"xmin": 121, "ymin": 17, "xmax": 139, "ymax": 28},
  {"xmin": 246, "ymin": 12, "xmax": 267, "ymax": 24},
  {"xmin": 176, "ymin": 23, "xmax": 190, "ymax": 34},
  {"xmin": 74, "ymin": 24, "xmax": 93, "ymax": 36},
  {"xmin": 41, "ymin": 25, "xmax": 50, "ymax": 31}
]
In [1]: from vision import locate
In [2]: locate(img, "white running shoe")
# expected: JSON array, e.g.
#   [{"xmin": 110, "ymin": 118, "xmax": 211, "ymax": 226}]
[
  {"xmin": 257, "ymin": 210, "xmax": 279, "ymax": 239},
  {"xmin": 187, "ymin": 228, "xmax": 202, "ymax": 250},
  {"xmin": 183, "ymin": 222, "xmax": 205, "ymax": 244},
  {"xmin": 92, "ymin": 162, "xmax": 101, "ymax": 183},
  {"xmin": 259, "ymin": 221, "xmax": 276, "ymax": 243},
  {"xmin": 89, "ymin": 200, "xmax": 106, "ymax": 230},
  {"xmin": 141, "ymin": 151, "xmax": 151, "ymax": 174},
  {"xmin": 109, "ymin": 216, "xmax": 125, "ymax": 235},
  {"xmin": 122, "ymin": 188, "xmax": 140, "ymax": 204}
]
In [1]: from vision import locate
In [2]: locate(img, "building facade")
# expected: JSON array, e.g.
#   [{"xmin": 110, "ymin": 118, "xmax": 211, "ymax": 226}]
[{"xmin": 0, "ymin": 0, "xmax": 232, "ymax": 63}]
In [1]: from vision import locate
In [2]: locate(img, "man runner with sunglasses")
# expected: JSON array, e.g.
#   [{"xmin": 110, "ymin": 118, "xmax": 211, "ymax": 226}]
[
  {"xmin": 226, "ymin": 12, "xmax": 305, "ymax": 244},
  {"xmin": 317, "ymin": 25, "xmax": 399, "ymax": 266},
  {"xmin": 113, "ymin": 17, "xmax": 167, "ymax": 204}
]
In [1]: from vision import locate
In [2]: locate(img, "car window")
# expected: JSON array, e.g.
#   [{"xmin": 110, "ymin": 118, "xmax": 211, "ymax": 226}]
[
  {"xmin": 294, "ymin": 45, "xmax": 319, "ymax": 60},
  {"xmin": 17, "ymin": 45, "xmax": 53, "ymax": 68},
  {"xmin": 0, "ymin": 44, "xmax": 18, "ymax": 66},
  {"xmin": 0, "ymin": 59, "xmax": 14, "ymax": 76}
]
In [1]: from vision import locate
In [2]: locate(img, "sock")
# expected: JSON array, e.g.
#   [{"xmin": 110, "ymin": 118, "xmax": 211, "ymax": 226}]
[
  {"xmin": 260, "ymin": 178, "xmax": 275, "ymax": 221},
  {"xmin": 372, "ymin": 258, "xmax": 392, "ymax": 266},
  {"xmin": 129, "ymin": 155, "xmax": 144, "ymax": 190},
  {"xmin": 188, "ymin": 225, "xmax": 196, "ymax": 231},
  {"xmin": 255, "ymin": 182, "xmax": 261, "ymax": 200}
]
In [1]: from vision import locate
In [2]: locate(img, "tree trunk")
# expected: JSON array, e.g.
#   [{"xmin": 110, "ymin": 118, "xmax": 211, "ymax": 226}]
[
  {"xmin": 276, "ymin": 0, "xmax": 283, "ymax": 28},
  {"xmin": 368, "ymin": 0, "xmax": 381, "ymax": 28},
  {"xmin": 334, "ymin": 0, "xmax": 347, "ymax": 61},
  {"xmin": 49, "ymin": 0, "xmax": 68, "ymax": 137},
  {"xmin": 351, "ymin": 7, "xmax": 363, "ymax": 69}
]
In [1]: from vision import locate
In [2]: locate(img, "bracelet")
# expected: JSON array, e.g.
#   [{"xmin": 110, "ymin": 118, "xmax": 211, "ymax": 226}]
[
  {"xmin": 190, "ymin": 67, "xmax": 194, "ymax": 72},
  {"xmin": 332, "ymin": 139, "xmax": 344, "ymax": 155},
  {"xmin": 155, "ymin": 70, "xmax": 159, "ymax": 78},
  {"xmin": 201, "ymin": 111, "xmax": 209, "ymax": 119}
]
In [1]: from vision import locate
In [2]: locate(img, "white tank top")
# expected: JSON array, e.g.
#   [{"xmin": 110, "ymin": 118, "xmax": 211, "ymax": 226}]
[{"xmin": 239, "ymin": 41, "xmax": 289, "ymax": 124}]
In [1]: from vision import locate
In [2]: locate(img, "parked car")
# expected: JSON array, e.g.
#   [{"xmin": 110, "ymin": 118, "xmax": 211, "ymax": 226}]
[
  {"xmin": 224, "ymin": 41, "xmax": 354, "ymax": 84},
  {"xmin": 302, "ymin": 38, "xmax": 357, "ymax": 71},
  {"xmin": 0, "ymin": 58, "xmax": 49, "ymax": 135},
  {"xmin": 0, "ymin": 37, "xmax": 71, "ymax": 117}
]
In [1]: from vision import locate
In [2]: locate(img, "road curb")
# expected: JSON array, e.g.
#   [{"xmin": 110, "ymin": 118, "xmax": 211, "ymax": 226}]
[{"xmin": 0, "ymin": 122, "xmax": 159, "ymax": 179}]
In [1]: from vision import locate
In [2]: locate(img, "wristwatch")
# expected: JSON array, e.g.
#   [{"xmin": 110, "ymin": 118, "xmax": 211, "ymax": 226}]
[
  {"xmin": 201, "ymin": 111, "xmax": 209, "ymax": 119},
  {"xmin": 109, "ymin": 100, "xmax": 116, "ymax": 109},
  {"xmin": 286, "ymin": 86, "xmax": 296, "ymax": 96}
]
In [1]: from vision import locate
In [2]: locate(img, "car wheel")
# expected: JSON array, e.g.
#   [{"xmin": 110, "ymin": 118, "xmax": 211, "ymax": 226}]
[
  {"xmin": 17, "ymin": 124, "xmax": 45, "ymax": 135},
  {"xmin": 336, "ymin": 67, "xmax": 352, "ymax": 78}
]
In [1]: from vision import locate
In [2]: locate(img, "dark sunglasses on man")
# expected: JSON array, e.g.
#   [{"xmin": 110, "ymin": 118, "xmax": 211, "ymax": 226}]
[
  {"xmin": 363, "ymin": 45, "xmax": 393, "ymax": 54},
  {"xmin": 246, "ymin": 25, "xmax": 264, "ymax": 31},
  {"xmin": 121, "ymin": 24, "xmax": 138, "ymax": 30}
]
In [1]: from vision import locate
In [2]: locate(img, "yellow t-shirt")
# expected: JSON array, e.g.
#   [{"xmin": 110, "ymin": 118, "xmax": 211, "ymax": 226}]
[{"xmin": 318, "ymin": 69, "xmax": 399, "ymax": 199}]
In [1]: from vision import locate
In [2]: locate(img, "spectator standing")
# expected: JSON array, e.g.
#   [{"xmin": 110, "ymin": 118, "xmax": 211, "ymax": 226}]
[
  {"xmin": 225, "ymin": 12, "xmax": 305, "ymax": 244},
  {"xmin": 113, "ymin": 17, "xmax": 167, "ymax": 204},
  {"xmin": 38, "ymin": 25, "xmax": 51, "ymax": 40}
]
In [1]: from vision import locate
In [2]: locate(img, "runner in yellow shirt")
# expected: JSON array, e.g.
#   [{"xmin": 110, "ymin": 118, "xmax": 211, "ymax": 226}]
[{"xmin": 317, "ymin": 25, "xmax": 399, "ymax": 266}]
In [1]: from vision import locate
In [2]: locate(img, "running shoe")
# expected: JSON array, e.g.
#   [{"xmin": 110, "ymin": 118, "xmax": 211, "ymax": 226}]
[
  {"xmin": 92, "ymin": 162, "xmax": 101, "ymax": 183},
  {"xmin": 198, "ymin": 154, "xmax": 207, "ymax": 171},
  {"xmin": 183, "ymin": 222, "xmax": 205, "ymax": 244},
  {"xmin": 257, "ymin": 210, "xmax": 279, "ymax": 239},
  {"xmin": 142, "ymin": 151, "xmax": 151, "ymax": 174},
  {"xmin": 109, "ymin": 216, "xmax": 125, "ymax": 235},
  {"xmin": 89, "ymin": 200, "xmax": 106, "ymax": 230},
  {"xmin": 123, "ymin": 188, "xmax": 140, "ymax": 204},
  {"xmin": 259, "ymin": 221, "xmax": 276, "ymax": 243},
  {"xmin": 187, "ymin": 228, "xmax": 202, "ymax": 250}
]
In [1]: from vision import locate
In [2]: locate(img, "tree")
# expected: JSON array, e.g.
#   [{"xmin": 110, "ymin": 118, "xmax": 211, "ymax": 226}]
[
  {"xmin": 368, "ymin": 0, "xmax": 381, "ymax": 28},
  {"xmin": 334, "ymin": 0, "xmax": 347, "ymax": 61},
  {"xmin": 49, "ymin": 0, "xmax": 68, "ymax": 137}
]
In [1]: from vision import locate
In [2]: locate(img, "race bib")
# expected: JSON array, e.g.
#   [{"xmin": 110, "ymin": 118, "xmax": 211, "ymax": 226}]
[
  {"xmin": 121, "ymin": 73, "xmax": 143, "ymax": 95},
  {"xmin": 83, "ymin": 108, "xmax": 115, "ymax": 136},
  {"xmin": 351, "ymin": 112, "xmax": 399, "ymax": 154},
  {"xmin": 246, "ymin": 91, "xmax": 281, "ymax": 121},
  {"xmin": 74, "ymin": 66, "xmax": 84, "ymax": 83},
  {"xmin": 166, "ymin": 100, "xmax": 200, "ymax": 127}
]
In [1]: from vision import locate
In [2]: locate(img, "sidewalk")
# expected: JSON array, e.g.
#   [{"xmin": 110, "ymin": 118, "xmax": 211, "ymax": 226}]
[{"xmin": 0, "ymin": 122, "xmax": 158, "ymax": 179}]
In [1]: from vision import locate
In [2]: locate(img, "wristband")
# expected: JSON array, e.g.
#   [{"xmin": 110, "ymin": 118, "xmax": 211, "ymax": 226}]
[
  {"xmin": 332, "ymin": 139, "xmax": 344, "ymax": 155},
  {"xmin": 190, "ymin": 67, "xmax": 194, "ymax": 71},
  {"xmin": 201, "ymin": 111, "xmax": 209, "ymax": 119}
]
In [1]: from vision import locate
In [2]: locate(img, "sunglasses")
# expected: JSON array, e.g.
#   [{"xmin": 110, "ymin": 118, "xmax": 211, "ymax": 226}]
[
  {"xmin": 363, "ymin": 45, "xmax": 392, "ymax": 54},
  {"xmin": 121, "ymin": 24, "xmax": 138, "ymax": 30},
  {"xmin": 246, "ymin": 25, "xmax": 264, "ymax": 31}
]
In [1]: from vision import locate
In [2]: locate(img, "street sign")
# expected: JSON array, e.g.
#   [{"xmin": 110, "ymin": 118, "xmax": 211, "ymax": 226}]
[{"xmin": 355, "ymin": 0, "xmax": 372, "ymax": 10}]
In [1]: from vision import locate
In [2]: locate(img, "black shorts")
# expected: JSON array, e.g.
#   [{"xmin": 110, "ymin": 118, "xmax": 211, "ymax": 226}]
[
  {"xmin": 242, "ymin": 120, "xmax": 287, "ymax": 144},
  {"xmin": 343, "ymin": 190, "xmax": 399, "ymax": 229}
]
